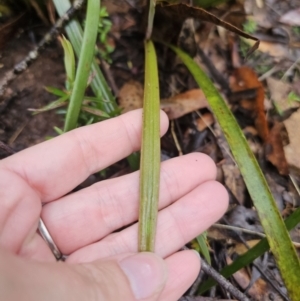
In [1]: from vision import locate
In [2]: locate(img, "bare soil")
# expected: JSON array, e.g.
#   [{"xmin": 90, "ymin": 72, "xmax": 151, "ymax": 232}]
[{"xmin": 0, "ymin": 27, "xmax": 64, "ymax": 154}]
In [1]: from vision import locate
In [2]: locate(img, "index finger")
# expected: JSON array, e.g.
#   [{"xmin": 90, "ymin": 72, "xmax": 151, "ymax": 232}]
[{"xmin": 0, "ymin": 109, "xmax": 169, "ymax": 202}]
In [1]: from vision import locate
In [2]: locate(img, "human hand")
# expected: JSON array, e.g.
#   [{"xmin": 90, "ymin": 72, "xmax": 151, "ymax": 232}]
[{"xmin": 0, "ymin": 109, "xmax": 228, "ymax": 301}]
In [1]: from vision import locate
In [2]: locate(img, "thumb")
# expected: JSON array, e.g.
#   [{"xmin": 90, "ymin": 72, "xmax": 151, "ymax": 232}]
[
  {"xmin": 2, "ymin": 248, "xmax": 168, "ymax": 301},
  {"xmin": 82, "ymin": 252, "xmax": 168, "ymax": 301}
]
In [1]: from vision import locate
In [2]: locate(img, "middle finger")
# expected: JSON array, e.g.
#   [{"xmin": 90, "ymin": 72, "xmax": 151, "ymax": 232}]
[{"xmin": 41, "ymin": 153, "xmax": 217, "ymax": 254}]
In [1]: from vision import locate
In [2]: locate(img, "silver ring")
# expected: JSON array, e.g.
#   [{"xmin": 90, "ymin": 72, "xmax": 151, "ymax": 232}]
[{"xmin": 38, "ymin": 218, "xmax": 62, "ymax": 260}]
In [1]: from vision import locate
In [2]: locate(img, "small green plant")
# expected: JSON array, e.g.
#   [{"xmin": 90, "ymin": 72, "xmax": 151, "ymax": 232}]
[
  {"xmin": 31, "ymin": 35, "xmax": 109, "ymax": 132},
  {"xmin": 243, "ymin": 18, "xmax": 257, "ymax": 34},
  {"xmin": 97, "ymin": 6, "xmax": 114, "ymax": 62},
  {"xmin": 288, "ymin": 91, "xmax": 300, "ymax": 104},
  {"xmin": 292, "ymin": 26, "xmax": 300, "ymax": 36}
]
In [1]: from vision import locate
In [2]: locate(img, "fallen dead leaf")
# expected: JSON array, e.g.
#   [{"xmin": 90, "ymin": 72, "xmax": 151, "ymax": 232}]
[
  {"xmin": 266, "ymin": 122, "xmax": 289, "ymax": 175},
  {"xmin": 207, "ymin": 227, "xmax": 228, "ymax": 241},
  {"xmin": 118, "ymin": 80, "xmax": 143, "ymax": 113},
  {"xmin": 162, "ymin": 3, "xmax": 259, "ymax": 56},
  {"xmin": 284, "ymin": 109, "xmax": 300, "ymax": 170},
  {"xmin": 227, "ymin": 256, "xmax": 280, "ymax": 301},
  {"xmin": 118, "ymin": 84, "xmax": 209, "ymax": 119},
  {"xmin": 230, "ymin": 66, "xmax": 289, "ymax": 174},
  {"xmin": 195, "ymin": 112, "xmax": 214, "ymax": 131},
  {"xmin": 161, "ymin": 89, "xmax": 208, "ymax": 120},
  {"xmin": 228, "ymin": 240, "xmax": 260, "ymax": 256},
  {"xmin": 245, "ymin": 38, "xmax": 290, "ymax": 59},
  {"xmin": 223, "ymin": 163, "xmax": 246, "ymax": 204},
  {"xmin": 267, "ymin": 77, "xmax": 299, "ymax": 113},
  {"xmin": 230, "ymin": 66, "xmax": 269, "ymax": 141},
  {"xmin": 280, "ymin": 8, "xmax": 300, "ymax": 27}
]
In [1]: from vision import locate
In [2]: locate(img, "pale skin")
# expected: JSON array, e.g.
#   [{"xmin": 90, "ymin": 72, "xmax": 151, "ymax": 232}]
[{"xmin": 0, "ymin": 109, "xmax": 228, "ymax": 301}]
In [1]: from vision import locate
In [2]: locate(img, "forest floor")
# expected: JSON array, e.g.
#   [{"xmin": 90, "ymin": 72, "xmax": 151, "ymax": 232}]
[{"xmin": 0, "ymin": 0, "xmax": 300, "ymax": 300}]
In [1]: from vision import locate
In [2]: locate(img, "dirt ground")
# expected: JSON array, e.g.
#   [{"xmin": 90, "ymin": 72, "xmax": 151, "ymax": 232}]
[{"xmin": 0, "ymin": 27, "xmax": 64, "ymax": 155}]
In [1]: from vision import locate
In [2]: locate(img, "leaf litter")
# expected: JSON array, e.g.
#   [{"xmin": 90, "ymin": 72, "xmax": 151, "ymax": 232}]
[{"xmin": 1, "ymin": 0, "xmax": 300, "ymax": 300}]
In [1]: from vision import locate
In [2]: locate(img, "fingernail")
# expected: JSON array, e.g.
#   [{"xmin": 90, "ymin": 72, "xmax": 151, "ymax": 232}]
[
  {"xmin": 119, "ymin": 253, "xmax": 167, "ymax": 299},
  {"xmin": 191, "ymin": 249, "xmax": 201, "ymax": 259}
]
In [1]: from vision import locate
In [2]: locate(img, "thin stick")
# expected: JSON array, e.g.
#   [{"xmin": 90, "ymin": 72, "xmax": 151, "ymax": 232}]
[
  {"xmin": 171, "ymin": 120, "xmax": 183, "ymax": 156},
  {"xmin": 200, "ymin": 257, "xmax": 251, "ymax": 301},
  {"xmin": 212, "ymin": 223, "xmax": 300, "ymax": 247}
]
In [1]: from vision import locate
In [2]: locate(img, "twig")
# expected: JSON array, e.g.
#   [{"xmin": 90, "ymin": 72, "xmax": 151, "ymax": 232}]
[
  {"xmin": 212, "ymin": 223, "xmax": 265, "ymax": 238},
  {"xmin": 171, "ymin": 120, "xmax": 183, "ymax": 156},
  {"xmin": 289, "ymin": 174, "xmax": 300, "ymax": 197},
  {"xmin": 99, "ymin": 58, "xmax": 119, "ymax": 97},
  {"xmin": 200, "ymin": 257, "xmax": 252, "ymax": 301},
  {"xmin": 212, "ymin": 223, "xmax": 300, "ymax": 247},
  {"xmin": 0, "ymin": 0, "xmax": 86, "ymax": 97},
  {"xmin": 221, "ymin": 217, "xmax": 290, "ymax": 301},
  {"xmin": 0, "ymin": 141, "xmax": 16, "ymax": 158},
  {"xmin": 188, "ymin": 269, "xmax": 205, "ymax": 296}
]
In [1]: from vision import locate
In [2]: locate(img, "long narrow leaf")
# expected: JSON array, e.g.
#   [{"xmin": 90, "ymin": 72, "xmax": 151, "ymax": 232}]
[
  {"xmin": 138, "ymin": 40, "xmax": 160, "ymax": 252},
  {"xmin": 196, "ymin": 231, "xmax": 211, "ymax": 265},
  {"xmin": 53, "ymin": 0, "xmax": 118, "ymax": 115},
  {"xmin": 199, "ymin": 206, "xmax": 300, "ymax": 293},
  {"xmin": 63, "ymin": 0, "xmax": 100, "ymax": 132},
  {"xmin": 169, "ymin": 45, "xmax": 300, "ymax": 300}
]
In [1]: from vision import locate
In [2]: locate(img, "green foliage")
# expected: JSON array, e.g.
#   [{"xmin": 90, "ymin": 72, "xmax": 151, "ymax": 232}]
[
  {"xmin": 97, "ymin": 6, "xmax": 114, "ymax": 62},
  {"xmin": 243, "ymin": 18, "xmax": 257, "ymax": 34},
  {"xmin": 37, "ymin": 36, "xmax": 108, "ymax": 125},
  {"xmin": 138, "ymin": 40, "xmax": 161, "ymax": 252},
  {"xmin": 59, "ymin": 36, "xmax": 76, "ymax": 90},
  {"xmin": 169, "ymin": 44, "xmax": 300, "ymax": 301},
  {"xmin": 292, "ymin": 26, "xmax": 300, "ymax": 36},
  {"xmin": 199, "ymin": 207, "xmax": 300, "ymax": 293},
  {"xmin": 196, "ymin": 232, "xmax": 211, "ymax": 264},
  {"xmin": 53, "ymin": 0, "xmax": 118, "ymax": 116},
  {"xmin": 288, "ymin": 91, "xmax": 300, "ymax": 104}
]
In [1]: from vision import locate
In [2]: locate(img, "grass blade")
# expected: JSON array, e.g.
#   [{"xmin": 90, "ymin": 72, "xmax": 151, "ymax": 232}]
[
  {"xmin": 63, "ymin": 0, "xmax": 100, "ymax": 132},
  {"xmin": 138, "ymin": 40, "xmax": 160, "ymax": 252},
  {"xmin": 199, "ymin": 206, "xmax": 300, "ymax": 293},
  {"xmin": 196, "ymin": 231, "xmax": 211, "ymax": 265},
  {"xmin": 169, "ymin": 45, "xmax": 300, "ymax": 300},
  {"xmin": 53, "ymin": 0, "xmax": 118, "ymax": 116}
]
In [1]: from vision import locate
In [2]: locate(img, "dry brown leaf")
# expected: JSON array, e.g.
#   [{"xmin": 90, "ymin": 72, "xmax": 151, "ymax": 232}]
[
  {"xmin": 195, "ymin": 112, "xmax": 214, "ymax": 131},
  {"xmin": 267, "ymin": 78, "xmax": 299, "ymax": 113},
  {"xmin": 161, "ymin": 89, "xmax": 208, "ymax": 120},
  {"xmin": 118, "ymin": 80, "xmax": 143, "ymax": 113},
  {"xmin": 230, "ymin": 66, "xmax": 269, "ymax": 141},
  {"xmin": 223, "ymin": 163, "xmax": 246, "ymax": 204},
  {"xmin": 280, "ymin": 8, "xmax": 300, "ymax": 27},
  {"xmin": 162, "ymin": 3, "xmax": 259, "ymax": 56},
  {"xmin": 103, "ymin": 0, "xmax": 144, "ymax": 14},
  {"xmin": 227, "ymin": 256, "xmax": 276, "ymax": 301},
  {"xmin": 228, "ymin": 240, "xmax": 260, "ymax": 256},
  {"xmin": 245, "ymin": 39, "xmax": 290, "ymax": 59},
  {"xmin": 207, "ymin": 227, "xmax": 228, "ymax": 241},
  {"xmin": 266, "ymin": 122, "xmax": 289, "ymax": 175},
  {"xmin": 230, "ymin": 67, "xmax": 289, "ymax": 174},
  {"xmin": 284, "ymin": 109, "xmax": 300, "ymax": 170}
]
